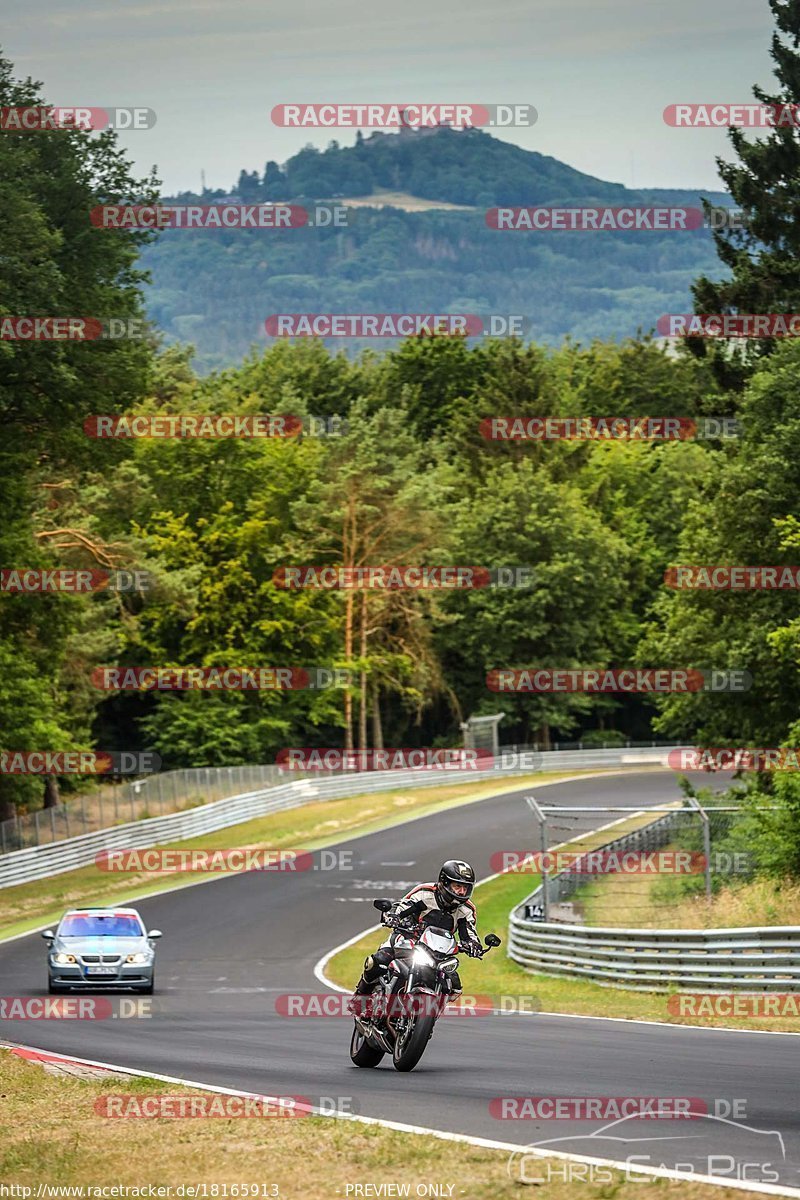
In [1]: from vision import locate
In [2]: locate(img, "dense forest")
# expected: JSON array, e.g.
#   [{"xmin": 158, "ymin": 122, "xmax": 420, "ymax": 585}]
[{"xmin": 3, "ymin": 0, "xmax": 800, "ymax": 846}]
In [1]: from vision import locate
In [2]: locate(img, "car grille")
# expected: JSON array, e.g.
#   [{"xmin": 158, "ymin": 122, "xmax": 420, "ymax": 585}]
[
  {"xmin": 102, "ymin": 955, "xmax": 121, "ymax": 964},
  {"xmin": 82, "ymin": 955, "xmax": 100, "ymax": 963},
  {"xmin": 80, "ymin": 955, "xmax": 122, "ymax": 964}
]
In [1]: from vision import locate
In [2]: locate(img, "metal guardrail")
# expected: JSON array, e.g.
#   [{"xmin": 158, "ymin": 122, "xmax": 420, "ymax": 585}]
[
  {"xmin": 0, "ymin": 745, "xmax": 679, "ymax": 889},
  {"xmin": 508, "ymin": 918, "xmax": 800, "ymax": 992},
  {"xmin": 508, "ymin": 811, "xmax": 800, "ymax": 992}
]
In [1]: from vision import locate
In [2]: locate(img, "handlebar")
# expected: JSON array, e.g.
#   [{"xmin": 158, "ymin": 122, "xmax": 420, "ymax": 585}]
[
  {"xmin": 383, "ymin": 915, "xmax": 495, "ymax": 959},
  {"xmin": 457, "ymin": 942, "xmax": 485, "ymax": 958},
  {"xmin": 382, "ymin": 914, "xmax": 416, "ymax": 933}
]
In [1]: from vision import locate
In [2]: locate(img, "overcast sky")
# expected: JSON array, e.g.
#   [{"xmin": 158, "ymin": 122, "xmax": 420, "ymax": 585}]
[{"xmin": 4, "ymin": 0, "xmax": 778, "ymax": 195}]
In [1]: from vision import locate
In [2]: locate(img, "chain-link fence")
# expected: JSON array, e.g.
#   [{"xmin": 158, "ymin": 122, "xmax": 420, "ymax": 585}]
[
  {"xmin": 522, "ymin": 797, "xmax": 761, "ymax": 928},
  {"xmin": 0, "ymin": 764, "xmax": 285, "ymax": 853}
]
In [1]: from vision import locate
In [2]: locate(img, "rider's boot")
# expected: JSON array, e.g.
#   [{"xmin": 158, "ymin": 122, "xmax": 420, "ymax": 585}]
[{"xmin": 348, "ymin": 955, "xmax": 382, "ymax": 1015}]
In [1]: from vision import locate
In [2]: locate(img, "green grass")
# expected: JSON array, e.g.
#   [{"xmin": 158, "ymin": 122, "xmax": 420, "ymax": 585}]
[{"xmin": 0, "ymin": 1048, "xmax": 773, "ymax": 1200}]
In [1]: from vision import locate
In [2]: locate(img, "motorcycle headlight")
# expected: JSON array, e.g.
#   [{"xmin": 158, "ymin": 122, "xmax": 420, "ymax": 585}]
[
  {"xmin": 440, "ymin": 956, "xmax": 459, "ymax": 972},
  {"xmin": 53, "ymin": 953, "xmax": 76, "ymax": 965},
  {"xmin": 412, "ymin": 947, "xmax": 435, "ymax": 967},
  {"xmin": 126, "ymin": 953, "xmax": 149, "ymax": 964}
]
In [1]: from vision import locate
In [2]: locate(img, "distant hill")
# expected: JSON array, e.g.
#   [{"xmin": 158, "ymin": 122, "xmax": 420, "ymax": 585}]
[{"xmin": 143, "ymin": 127, "xmax": 732, "ymax": 371}]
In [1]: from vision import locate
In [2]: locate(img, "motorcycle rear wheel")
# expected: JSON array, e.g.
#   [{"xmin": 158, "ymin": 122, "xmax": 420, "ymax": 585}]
[{"xmin": 350, "ymin": 1022, "xmax": 385, "ymax": 1067}]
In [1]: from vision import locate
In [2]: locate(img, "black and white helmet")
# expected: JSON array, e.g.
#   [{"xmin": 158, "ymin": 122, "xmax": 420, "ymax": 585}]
[{"xmin": 436, "ymin": 859, "xmax": 476, "ymax": 910}]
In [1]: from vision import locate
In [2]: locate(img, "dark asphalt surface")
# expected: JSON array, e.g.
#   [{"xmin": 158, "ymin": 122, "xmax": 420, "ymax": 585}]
[{"xmin": 2, "ymin": 769, "xmax": 798, "ymax": 1192}]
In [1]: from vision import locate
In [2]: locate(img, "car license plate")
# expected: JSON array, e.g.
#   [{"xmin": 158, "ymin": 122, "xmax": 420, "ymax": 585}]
[{"xmin": 85, "ymin": 967, "xmax": 116, "ymax": 976}]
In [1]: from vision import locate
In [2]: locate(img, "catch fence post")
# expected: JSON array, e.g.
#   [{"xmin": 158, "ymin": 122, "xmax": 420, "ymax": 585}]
[
  {"xmin": 525, "ymin": 794, "xmax": 550, "ymax": 921},
  {"xmin": 687, "ymin": 795, "xmax": 712, "ymax": 902}
]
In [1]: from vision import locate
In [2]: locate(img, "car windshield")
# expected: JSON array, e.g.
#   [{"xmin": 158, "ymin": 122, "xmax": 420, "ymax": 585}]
[{"xmin": 59, "ymin": 913, "xmax": 143, "ymax": 938}]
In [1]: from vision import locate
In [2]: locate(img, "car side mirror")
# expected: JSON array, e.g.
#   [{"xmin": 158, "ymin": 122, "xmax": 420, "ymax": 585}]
[
  {"xmin": 41, "ymin": 930, "xmax": 55, "ymax": 941},
  {"xmin": 147, "ymin": 930, "xmax": 163, "ymax": 939},
  {"xmin": 484, "ymin": 933, "xmax": 501, "ymax": 948},
  {"xmin": 373, "ymin": 899, "xmax": 393, "ymax": 913}
]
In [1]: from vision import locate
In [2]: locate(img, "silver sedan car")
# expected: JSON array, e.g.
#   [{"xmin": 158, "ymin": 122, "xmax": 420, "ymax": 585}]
[{"xmin": 43, "ymin": 907, "xmax": 162, "ymax": 994}]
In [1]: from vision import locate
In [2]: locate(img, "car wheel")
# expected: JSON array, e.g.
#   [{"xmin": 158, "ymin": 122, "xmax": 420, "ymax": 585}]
[
  {"xmin": 48, "ymin": 978, "xmax": 66, "ymax": 994},
  {"xmin": 137, "ymin": 978, "xmax": 154, "ymax": 995}
]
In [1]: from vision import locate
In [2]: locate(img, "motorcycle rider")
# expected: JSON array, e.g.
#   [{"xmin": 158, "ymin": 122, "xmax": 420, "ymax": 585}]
[{"xmin": 350, "ymin": 859, "xmax": 482, "ymax": 1005}]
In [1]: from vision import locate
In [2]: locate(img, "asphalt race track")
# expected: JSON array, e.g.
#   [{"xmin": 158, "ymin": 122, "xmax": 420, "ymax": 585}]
[{"xmin": 2, "ymin": 770, "xmax": 798, "ymax": 1192}]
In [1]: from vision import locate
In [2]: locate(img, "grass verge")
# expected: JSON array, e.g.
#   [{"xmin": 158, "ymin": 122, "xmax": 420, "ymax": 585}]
[
  {"xmin": 581, "ymin": 862, "xmax": 800, "ymax": 931},
  {"xmin": 0, "ymin": 1048, "xmax": 776, "ymax": 1199},
  {"xmin": 0, "ymin": 770, "xmax": 623, "ymax": 941}
]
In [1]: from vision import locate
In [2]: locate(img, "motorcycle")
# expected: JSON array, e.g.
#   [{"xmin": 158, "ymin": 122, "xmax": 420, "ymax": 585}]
[{"xmin": 349, "ymin": 897, "xmax": 502, "ymax": 1072}]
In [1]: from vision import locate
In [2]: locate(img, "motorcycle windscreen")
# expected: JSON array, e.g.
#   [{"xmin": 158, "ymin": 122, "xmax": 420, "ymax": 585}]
[{"xmin": 418, "ymin": 927, "xmax": 457, "ymax": 954}]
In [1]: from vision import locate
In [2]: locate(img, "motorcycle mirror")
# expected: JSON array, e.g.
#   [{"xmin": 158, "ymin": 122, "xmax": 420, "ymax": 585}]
[
  {"xmin": 484, "ymin": 933, "xmax": 501, "ymax": 948},
  {"xmin": 373, "ymin": 898, "xmax": 393, "ymax": 912}
]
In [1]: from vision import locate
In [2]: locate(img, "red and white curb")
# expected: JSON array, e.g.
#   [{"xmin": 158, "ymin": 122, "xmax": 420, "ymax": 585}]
[{"xmin": 2, "ymin": 1040, "xmax": 127, "ymax": 1079}]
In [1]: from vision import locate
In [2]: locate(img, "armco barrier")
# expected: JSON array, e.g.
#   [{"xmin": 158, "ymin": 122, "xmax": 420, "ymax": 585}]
[
  {"xmin": 508, "ymin": 917, "xmax": 800, "ymax": 992},
  {"xmin": 0, "ymin": 745, "xmax": 678, "ymax": 889},
  {"xmin": 508, "ymin": 811, "xmax": 800, "ymax": 992}
]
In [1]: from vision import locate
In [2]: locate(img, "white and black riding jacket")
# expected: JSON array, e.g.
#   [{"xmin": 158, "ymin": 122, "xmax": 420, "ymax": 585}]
[{"xmin": 389, "ymin": 884, "xmax": 479, "ymax": 947}]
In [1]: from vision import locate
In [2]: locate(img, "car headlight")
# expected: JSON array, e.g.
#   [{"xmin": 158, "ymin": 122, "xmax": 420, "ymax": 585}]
[
  {"xmin": 53, "ymin": 953, "xmax": 76, "ymax": 965},
  {"xmin": 126, "ymin": 953, "xmax": 149, "ymax": 964},
  {"xmin": 412, "ymin": 947, "xmax": 434, "ymax": 967}
]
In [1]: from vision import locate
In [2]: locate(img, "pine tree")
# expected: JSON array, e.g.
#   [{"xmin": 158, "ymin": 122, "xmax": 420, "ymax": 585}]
[{"xmin": 690, "ymin": 0, "xmax": 800, "ymax": 388}]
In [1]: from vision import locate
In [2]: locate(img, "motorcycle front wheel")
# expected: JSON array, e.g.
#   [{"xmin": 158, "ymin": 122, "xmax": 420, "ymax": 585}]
[
  {"xmin": 392, "ymin": 1010, "xmax": 436, "ymax": 1072},
  {"xmin": 350, "ymin": 1022, "xmax": 385, "ymax": 1067}
]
